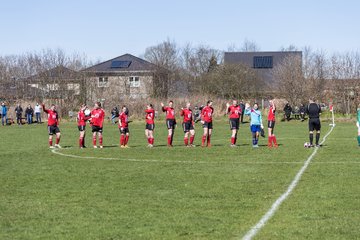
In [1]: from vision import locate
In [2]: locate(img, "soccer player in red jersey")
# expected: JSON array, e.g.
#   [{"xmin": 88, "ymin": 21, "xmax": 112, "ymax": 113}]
[
  {"xmin": 161, "ymin": 100, "xmax": 176, "ymax": 147},
  {"xmin": 145, "ymin": 104, "xmax": 155, "ymax": 147},
  {"xmin": 42, "ymin": 103, "xmax": 61, "ymax": 148},
  {"xmin": 201, "ymin": 100, "xmax": 214, "ymax": 147},
  {"xmin": 180, "ymin": 102, "xmax": 195, "ymax": 147},
  {"xmin": 77, "ymin": 104, "xmax": 91, "ymax": 148},
  {"xmin": 119, "ymin": 106, "xmax": 130, "ymax": 148},
  {"xmin": 267, "ymin": 100, "xmax": 278, "ymax": 148},
  {"xmin": 226, "ymin": 100, "xmax": 242, "ymax": 147},
  {"xmin": 90, "ymin": 102, "xmax": 105, "ymax": 148}
]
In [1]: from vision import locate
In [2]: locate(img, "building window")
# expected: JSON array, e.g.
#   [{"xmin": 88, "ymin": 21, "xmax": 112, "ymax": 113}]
[
  {"xmin": 67, "ymin": 83, "xmax": 80, "ymax": 95},
  {"xmin": 46, "ymin": 84, "xmax": 59, "ymax": 91},
  {"xmin": 253, "ymin": 56, "xmax": 273, "ymax": 69},
  {"xmin": 129, "ymin": 76, "xmax": 140, "ymax": 87},
  {"xmin": 98, "ymin": 77, "xmax": 108, "ymax": 87}
]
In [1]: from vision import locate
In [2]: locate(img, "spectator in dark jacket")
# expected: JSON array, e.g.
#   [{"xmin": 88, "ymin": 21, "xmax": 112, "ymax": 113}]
[
  {"xmin": 239, "ymin": 101, "xmax": 246, "ymax": 123},
  {"xmin": 283, "ymin": 103, "xmax": 292, "ymax": 121},
  {"xmin": 15, "ymin": 104, "xmax": 23, "ymax": 125},
  {"xmin": 25, "ymin": 104, "xmax": 34, "ymax": 124},
  {"xmin": 299, "ymin": 104, "xmax": 306, "ymax": 122}
]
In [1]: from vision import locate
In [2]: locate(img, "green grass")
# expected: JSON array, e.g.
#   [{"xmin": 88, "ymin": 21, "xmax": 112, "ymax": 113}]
[{"xmin": 0, "ymin": 118, "xmax": 359, "ymax": 239}]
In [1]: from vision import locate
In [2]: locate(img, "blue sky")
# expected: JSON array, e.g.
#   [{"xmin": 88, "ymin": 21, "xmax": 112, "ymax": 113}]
[{"xmin": 1, "ymin": 0, "xmax": 359, "ymax": 61}]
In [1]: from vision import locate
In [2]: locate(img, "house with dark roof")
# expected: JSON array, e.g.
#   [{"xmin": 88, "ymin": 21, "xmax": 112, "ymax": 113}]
[
  {"xmin": 224, "ymin": 51, "xmax": 302, "ymax": 84},
  {"xmin": 83, "ymin": 54, "xmax": 166, "ymax": 101},
  {"xmin": 25, "ymin": 65, "xmax": 82, "ymax": 99}
]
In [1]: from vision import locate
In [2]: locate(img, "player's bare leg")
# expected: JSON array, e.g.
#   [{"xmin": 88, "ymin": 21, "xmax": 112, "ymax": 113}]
[
  {"xmin": 49, "ymin": 135, "xmax": 54, "ymax": 148},
  {"xmin": 55, "ymin": 132, "xmax": 61, "ymax": 148},
  {"xmin": 184, "ymin": 131, "xmax": 189, "ymax": 146},
  {"xmin": 207, "ymin": 129, "xmax": 212, "ymax": 147},
  {"xmin": 189, "ymin": 129, "xmax": 195, "ymax": 147},
  {"xmin": 92, "ymin": 132, "xmax": 97, "ymax": 148},
  {"xmin": 98, "ymin": 132, "xmax": 103, "ymax": 148},
  {"xmin": 167, "ymin": 129, "xmax": 173, "ymax": 147},
  {"xmin": 202, "ymin": 128, "xmax": 208, "ymax": 147},
  {"xmin": 231, "ymin": 129, "xmax": 237, "ymax": 147},
  {"xmin": 125, "ymin": 133, "xmax": 130, "ymax": 148}
]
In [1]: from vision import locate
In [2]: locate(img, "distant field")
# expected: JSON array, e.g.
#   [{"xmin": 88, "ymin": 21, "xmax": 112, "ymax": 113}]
[{"xmin": 0, "ymin": 119, "xmax": 359, "ymax": 239}]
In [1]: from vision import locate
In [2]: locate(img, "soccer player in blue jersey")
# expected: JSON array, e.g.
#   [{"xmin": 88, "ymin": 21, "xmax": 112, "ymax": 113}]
[{"xmin": 244, "ymin": 102, "xmax": 264, "ymax": 148}]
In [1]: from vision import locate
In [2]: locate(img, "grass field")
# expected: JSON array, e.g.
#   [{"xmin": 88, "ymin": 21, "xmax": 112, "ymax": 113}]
[{"xmin": 0, "ymin": 118, "xmax": 359, "ymax": 239}]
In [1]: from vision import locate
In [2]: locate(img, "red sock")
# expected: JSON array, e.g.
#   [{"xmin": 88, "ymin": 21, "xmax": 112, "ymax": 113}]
[
  {"xmin": 202, "ymin": 135, "xmax": 206, "ymax": 145},
  {"xmin": 56, "ymin": 137, "xmax": 60, "ymax": 144},
  {"xmin": 99, "ymin": 136, "xmax": 103, "ymax": 146},
  {"xmin": 190, "ymin": 135, "xmax": 195, "ymax": 144},
  {"xmin": 49, "ymin": 139, "xmax": 53, "ymax": 146},
  {"xmin": 207, "ymin": 135, "xmax": 211, "ymax": 146},
  {"xmin": 167, "ymin": 136, "xmax": 171, "ymax": 145},
  {"xmin": 125, "ymin": 135, "xmax": 129, "ymax": 145},
  {"xmin": 150, "ymin": 138, "xmax": 154, "ymax": 145},
  {"xmin": 184, "ymin": 137, "xmax": 188, "ymax": 145},
  {"xmin": 93, "ymin": 137, "xmax": 96, "ymax": 146},
  {"xmin": 79, "ymin": 138, "xmax": 82, "ymax": 147},
  {"xmin": 120, "ymin": 135, "xmax": 125, "ymax": 145},
  {"xmin": 231, "ymin": 137, "xmax": 235, "ymax": 145},
  {"xmin": 273, "ymin": 135, "xmax": 278, "ymax": 146}
]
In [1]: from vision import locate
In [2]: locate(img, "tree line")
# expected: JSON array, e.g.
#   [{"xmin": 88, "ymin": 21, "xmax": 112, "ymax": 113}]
[{"xmin": 0, "ymin": 40, "xmax": 359, "ymax": 114}]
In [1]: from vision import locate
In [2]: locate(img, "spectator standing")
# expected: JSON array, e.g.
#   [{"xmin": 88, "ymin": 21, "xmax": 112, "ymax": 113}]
[
  {"xmin": 1, "ymin": 102, "xmax": 8, "ymax": 126},
  {"xmin": 356, "ymin": 105, "xmax": 360, "ymax": 146},
  {"xmin": 25, "ymin": 104, "xmax": 34, "ymax": 124},
  {"xmin": 239, "ymin": 101, "xmax": 246, "ymax": 123},
  {"xmin": 14, "ymin": 104, "xmax": 23, "ymax": 125},
  {"xmin": 299, "ymin": 104, "xmax": 306, "ymax": 122},
  {"xmin": 34, "ymin": 103, "xmax": 42, "ymax": 123},
  {"xmin": 111, "ymin": 106, "xmax": 119, "ymax": 124},
  {"xmin": 283, "ymin": 103, "xmax": 292, "ymax": 121}
]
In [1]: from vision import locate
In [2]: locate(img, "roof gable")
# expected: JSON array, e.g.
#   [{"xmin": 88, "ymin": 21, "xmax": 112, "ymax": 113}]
[{"xmin": 83, "ymin": 54, "xmax": 157, "ymax": 73}]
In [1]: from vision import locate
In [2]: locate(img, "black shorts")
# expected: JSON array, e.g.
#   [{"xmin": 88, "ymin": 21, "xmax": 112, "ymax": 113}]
[
  {"xmin": 48, "ymin": 125, "xmax": 60, "ymax": 135},
  {"xmin": 119, "ymin": 127, "xmax": 129, "ymax": 134},
  {"xmin": 145, "ymin": 123, "xmax": 155, "ymax": 131},
  {"xmin": 182, "ymin": 121, "xmax": 194, "ymax": 133},
  {"xmin": 166, "ymin": 119, "xmax": 176, "ymax": 129},
  {"xmin": 268, "ymin": 121, "xmax": 275, "ymax": 129},
  {"xmin": 229, "ymin": 118, "xmax": 239, "ymax": 130},
  {"xmin": 92, "ymin": 125, "xmax": 103, "ymax": 133},
  {"xmin": 202, "ymin": 121, "xmax": 213, "ymax": 129},
  {"xmin": 78, "ymin": 125, "xmax": 85, "ymax": 131},
  {"xmin": 309, "ymin": 118, "xmax": 321, "ymax": 131}
]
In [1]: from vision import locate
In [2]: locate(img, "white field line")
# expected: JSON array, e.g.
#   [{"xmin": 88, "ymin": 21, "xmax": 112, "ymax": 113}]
[
  {"xmin": 241, "ymin": 125, "xmax": 335, "ymax": 240},
  {"xmin": 51, "ymin": 149, "xmax": 305, "ymax": 165}
]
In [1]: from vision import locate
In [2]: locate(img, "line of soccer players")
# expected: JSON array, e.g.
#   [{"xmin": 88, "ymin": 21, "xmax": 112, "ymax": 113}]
[{"xmin": 43, "ymin": 99, "xmax": 280, "ymax": 149}]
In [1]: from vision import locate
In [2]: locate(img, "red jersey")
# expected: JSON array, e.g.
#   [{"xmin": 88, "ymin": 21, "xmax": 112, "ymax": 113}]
[
  {"xmin": 162, "ymin": 106, "xmax": 175, "ymax": 120},
  {"xmin": 227, "ymin": 105, "xmax": 242, "ymax": 119},
  {"xmin": 118, "ymin": 112, "xmax": 129, "ymax": 128},
  {"xmin": 91, "ymin": 108, "xmax": 105, "ymax": 127},
  {"xmin": 268, "ymin": 106, "xmax": 276, "ymax": 121},
  {"xmin": 145, "ymin": 109, "xmax": 155, "ymax": 124},
  {"xmin": 180, "ymin": 108, "xmax": 193, "ymax": 123},
  {"xmin": 201, "ymin": 106, "xmax": 214, "ymax": 123},
  {"xmin": 77, "ymin": 110, "xmax": 90, "ymax": 126},
  {"xmin": 43, "ymin": 106, "xmax": 59, "ymax": 126}
]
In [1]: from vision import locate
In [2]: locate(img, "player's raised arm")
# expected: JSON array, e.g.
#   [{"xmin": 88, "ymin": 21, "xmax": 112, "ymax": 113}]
[{"xmin": 42, "ymin": 103, "xmax": 48, "ymax": 113}]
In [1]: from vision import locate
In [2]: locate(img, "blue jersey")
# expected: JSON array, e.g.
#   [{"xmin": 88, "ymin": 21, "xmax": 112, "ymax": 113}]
[{"xmin": 244, "ymin": 108, "xmax": 262, "ymax": 126}]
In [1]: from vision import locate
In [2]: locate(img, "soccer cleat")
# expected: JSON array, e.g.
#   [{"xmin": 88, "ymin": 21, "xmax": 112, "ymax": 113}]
[
  {"xmin": 252, "ymin": 145, "xmax": 259, "ymax": 148},
  {"xmin": 148, "ymin": 144, "xmax": 153, "ymax": 148},
  {"xmin": 191, "ymin": 144, "xmax": 196, "ymax": 148},
  {"xmin": 207, "ymin": 144, "xmax": 212, "ymax": 148},
  {"xmin": 99, "ymin": 146, "xmax": 103, "ymax": 149},
  {"xmin": 273, "ymin": 144, "xmax": 278, "ymax": 148},
  {"xmin": 315, "ymin": 144, "xmax": 321, "ymax": 148},
  {"xmin": 49, "ymin": 146, "xmax": 55, "ymax": 149},
  {"xmin": 120, "ymin": 145, "xmax": 125, "ymax": 148},
  {"xmin": 55, "ymin": 144, "xmax": 61, "ymax": 148},
  {"xmin": 124, "ymin": 145, "xmax": 130, "ymax": 148},
  {"xmin": 93, "ymin": 146, "xmax": 98, "ymax": 149},
  {"xmin": 230, "ymin": 144, "xmax": 237, "ymax": 147}
]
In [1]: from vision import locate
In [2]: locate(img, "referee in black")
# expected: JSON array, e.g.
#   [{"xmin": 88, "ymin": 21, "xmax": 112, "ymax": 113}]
[{"xmin": 306, "ymin": 98, "xmax": 322, "ymax": 147}]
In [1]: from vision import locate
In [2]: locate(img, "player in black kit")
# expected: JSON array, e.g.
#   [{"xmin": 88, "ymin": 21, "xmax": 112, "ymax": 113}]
[{"xmin": 305, "ymin": 98, "xmax": 322, "ymax": 147}]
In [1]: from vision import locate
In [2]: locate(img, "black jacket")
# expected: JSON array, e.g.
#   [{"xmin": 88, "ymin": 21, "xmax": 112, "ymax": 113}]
[{"xmin": 25, "ymin": 107, "xmax": 34, "ymax": 115}]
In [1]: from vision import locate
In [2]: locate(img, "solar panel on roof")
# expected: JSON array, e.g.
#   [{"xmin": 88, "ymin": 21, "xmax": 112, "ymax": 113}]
[
  {"xmin": 253, "ymin": 56, "xmax": 273, "ymax": 68},
  {"xmin": 111, "ymin": 61, "xmax": 131, "ymax": 68}
]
